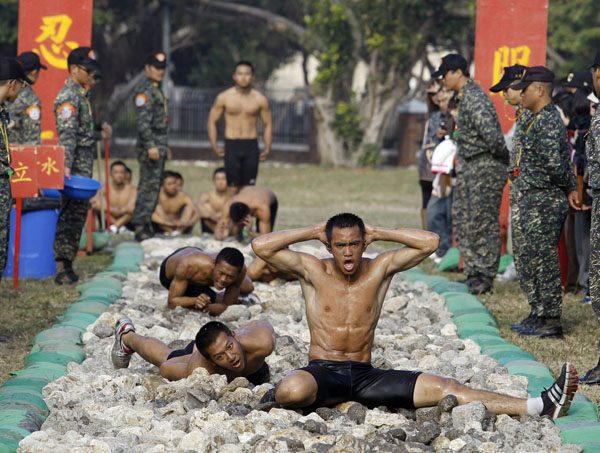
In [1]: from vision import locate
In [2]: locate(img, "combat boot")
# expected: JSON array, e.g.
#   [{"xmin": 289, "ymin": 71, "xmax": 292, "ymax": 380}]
[
  {"xmin": 468, "ymin": 276, "xmax": 493, "ymax": 295},
  {"xmin": 55, "ymin": 260, "xmax": 79, "ymax": 285},
  {"xmin": 510, "ymin": 312, "xmax": 538, "ymax": 332},
  {"xmin": 518, "ymin": 317, "xmax": 563, "ymax": 339},
  {"xmin": 580, "ymin": 358, "xmax": 600, "ymax": 385}
]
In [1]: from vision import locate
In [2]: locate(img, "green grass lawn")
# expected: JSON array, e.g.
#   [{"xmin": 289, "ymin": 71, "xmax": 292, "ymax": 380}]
[{"xmin": 2, "ymin": 159, "xmax": 599, "ymax": 409}]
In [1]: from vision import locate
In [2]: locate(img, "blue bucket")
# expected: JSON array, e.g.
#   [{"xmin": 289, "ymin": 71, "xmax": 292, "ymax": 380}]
[
  {"xmin": 3, "ymin": 208, "xmax": 59, "ymax": 279},
  {"xmin": 61, "ymin": 175, "xmax": 101, "ymax": 200}
]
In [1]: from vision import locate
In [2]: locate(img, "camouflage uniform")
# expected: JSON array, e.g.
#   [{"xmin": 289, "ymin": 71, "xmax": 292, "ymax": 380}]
[
  {"xmin": 53, "ymin": 78, "xmax": 95, "ymax": 263},
  {"xmin": 587, "ymin": 107, "xmax": 600, "ymax": 323},
  {"xmin": 131, "ymin": 77, "xmax": 168, "ymax": 229},
  {"xmin": 453, "ymin": 79, "xmax": 508, "ymax": 279},
  {"xmin": 7, "ymin": 84, "xmax": 41, "ymax": 144},
  {"xmin": 512, "ymin": 103, "xmax": 576, "ymax": 318},
  {"xmin": 0, "ymin": 107, "xmax": 12, "ymax": 275},
  {"xmin": 510, "ymin": 108, "xmax": 533, "ymax": 291}
]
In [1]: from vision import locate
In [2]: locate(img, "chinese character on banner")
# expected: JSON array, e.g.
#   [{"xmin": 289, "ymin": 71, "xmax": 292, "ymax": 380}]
[
  {"xmin": 9, "ymin": 146, "xmax": 38, "ymax": 197},
  {"xmin": 37, "ymin": 145, "xmax": 64, "ymax": 189},
  {"xmin": 34, "ymin": 14, "xmax": 80, "ymax": 70},
  {"xmin": 492, "ymin": 45, "xmax": 531, "ymax": 89}
]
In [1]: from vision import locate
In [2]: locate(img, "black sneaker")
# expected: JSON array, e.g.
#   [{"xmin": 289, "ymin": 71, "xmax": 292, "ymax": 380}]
[
  {"xmin": 468, "ymin": 277, "xmax": 493, "ymax": 295},
  {"xmin": 540, "ymin": 362, "xmax": 578, "ymax": 419},
  {"xmin": 54, "ymin": 261, "xmax": 79, "ymax": 285},
  {"xmin": 580, "ymin": 359, "xmax": 600, "ymax": 385},
  {"xmin": 518, "ymin": 317, "xmax": 563, "ymax": 339},
  {"xmin": 510, "ymin": 313, "xmax": 537, "ymax": 332}
]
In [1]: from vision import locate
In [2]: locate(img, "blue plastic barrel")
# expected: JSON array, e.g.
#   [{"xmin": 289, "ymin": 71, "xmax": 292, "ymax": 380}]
[{"xmin": 3, "ymin": 208, "xmax": 59, "ymax": 278}]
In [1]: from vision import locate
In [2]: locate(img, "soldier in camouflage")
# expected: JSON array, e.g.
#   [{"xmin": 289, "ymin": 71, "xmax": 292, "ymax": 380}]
[
  {"xmin": 7, "ymin": 52, "xmax": 46, "ymax": 145},
  {"xmin": 53, "ymin": 47, "xmax": 109, "ymax": 284},
  {"xmin": 0, "ymin": 57, "xmax": 29, "ymax": 280},
  {"xmin": 434, "ymin": 54, "xmax": 509, "ymax": 295},
  {"xmin": 508, "ymin": 67, "xmax": 579, "ymax": 338},
  {"xmin": 581, "ymin": 51, "xmax": 600, "ymax": 383},
  {"xmin": 131, "ymin": 51, "xmax": 169, "ymax": 242}
]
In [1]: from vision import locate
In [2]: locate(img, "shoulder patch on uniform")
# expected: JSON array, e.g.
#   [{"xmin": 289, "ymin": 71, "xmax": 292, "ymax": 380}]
[
  {"xmin": 57, "ymin": 102, "xmax": 75, "ymax": 120},
  {"xmin": 26, "ymin": 104, "xmax": 41, "ymax": 121},
  {"xmin": 135, "ymin": 93, "xmax": 148, "ymax": 107}
]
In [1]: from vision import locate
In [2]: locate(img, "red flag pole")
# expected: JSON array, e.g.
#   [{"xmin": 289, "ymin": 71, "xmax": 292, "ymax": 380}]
[
  {"xmin": 12, "ymin": 197, "xmax": 22, "ymax": 289},
  {"xmin": 104, "ymin": 137, "xmax": 111, "ymax": 230}
]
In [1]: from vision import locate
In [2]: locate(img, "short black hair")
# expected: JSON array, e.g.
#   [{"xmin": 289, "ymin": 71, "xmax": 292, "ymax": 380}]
[
  {"xmin": 229, "ymin": 202, "xmax": 251, "ymax": 223},
  {"xmin": 162, "ymin": 170, "xmax": 179, "ymax": 184},
  {"xmin": 215, "ymin": 247, "xmax": 245, "ymax": 271},
  {"xmin": 195, "ymin": 321, "xmax": 233, "ymax": 361},
  {"xmin": 213, "ymin": 167, "xmax": 226, "ymax": 178},
  {"xmin": 235, "ymin": 60, "xmax": 254, "ymax": 74},
  {"xmin": 110, "ymin": 160, "xmax": 127, "ymax": 171},
  {"xmin": 325, "ymin": 213, "xmax": 365, "ymax": 242}
]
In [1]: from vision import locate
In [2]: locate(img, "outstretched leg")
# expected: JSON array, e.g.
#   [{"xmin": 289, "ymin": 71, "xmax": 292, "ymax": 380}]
[{"xmin": 111, "ymin": 317, "xmax": 173, "ymax": 369}]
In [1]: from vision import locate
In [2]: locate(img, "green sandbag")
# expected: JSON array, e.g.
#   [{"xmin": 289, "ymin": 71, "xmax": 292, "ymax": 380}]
[
  {"xmin": 25, "ymin": 351, "xmax": 82, "ymax": 367},
  {"xmin": 78, "ymin": 231, "xmax": 111, "ymax": 251},
  {"xmin": 0, "ymin": 400, "xmax": 48, "ymax": 418},
  {"xmin": 560, "ymin": 426, "xmax": 600, "ymax": 444},
  {"xmin": 33, "ymin": 326, "xmax": 81, "ymax": 345},
  {"xmin": 77, "ymin": 277, "xmax": 121, "ymax": 293},
  {"xmin": 30, "ymin": 343, "xmax": 85, "ymax": 363},
  {"xmin": 457, "ymin": 324, "xmax": 500, "ymax": 338},
  {"xmin": 78, "ymin": 287, "xmax": 121, "ymax": 300},
  {"xmin": 2, "ymin": 378, "xmax": 49, "ymax": 393},
  {"xmin": 0, "ymin": 410, "xmax": 44, "ymax": 432},
  {"xmin": 58, "ymin": 312, "xmax": 98, "ymax": 324},
  {"xmin": 55, "ymin": 318, "xmax": 92, "ymax": 331},
  {"xmin": 497, "ymin": 254, "xmax": 513, "ymax": 274},
  {"xmin": 0, "ymin": 426, "xmax": 32, "ymax": 452},
  {"xmin": 11, "ymin": 363, "xmax": 67, "ymax": 382},
  {"xmin": 437, "ymin": 247, "xmax": 460, "ymax": 271},
  {"xmin": 506, "ymin": 364, "xmax": 554, "ymax": 379},
  {"xmin": 525, "ymin": 376, "xmax": 555, "ymax": 394},
  {"xmin": 443, "ymin": 293, "xmax": 484, "ymax": 312},
  {"xmin": 494, "ymin": 351, "xmax": 537, "ymax": 365},
  {"xmin": 453, "ymin": 313, "xmax": 498, "ymax": 327},
  {"xmin": 0, "ymin": 390, "xmax": 47, "ymax": 412},
  {"xmin": 75, "ymin": 295, "xmax": 114, "ymax": 306},
  {"xmin": 64, "ymin": 301, "xmax": 108, "ymax": 317},
  {"xmin": 95, "ymin": 270, "xmax": 127, "ymax": 280},
  {"xmin": 449, "ymin": 306, "xmax": 492, "ymax": 318},
  {"xmin": 429, "ymin": 280, "xmax": 469, "ymax": 294},
  {"xmin": 558, "ymin": 400, "xmax": 600, "ymax": 422}
]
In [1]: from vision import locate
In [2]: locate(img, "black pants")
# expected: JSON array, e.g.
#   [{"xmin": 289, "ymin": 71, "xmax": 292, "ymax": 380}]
[{"xmin": 224, "ymin": 139, "xmax": 259, "ymax": 187}]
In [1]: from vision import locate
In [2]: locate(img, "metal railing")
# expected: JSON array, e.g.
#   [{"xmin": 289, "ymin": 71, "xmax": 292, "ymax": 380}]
[{"xmin": 114, "ymin": 86, "xmax": 313, "ymax": 149}]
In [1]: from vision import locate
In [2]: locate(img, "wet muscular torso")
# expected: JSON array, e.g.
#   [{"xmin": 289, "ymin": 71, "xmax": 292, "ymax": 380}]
[
  {"xmin": 301, "ymin": 257, "xmax": 392, "ymax": 362},
  {"xmin": 165, "ymin": 249, "xmax": 216, "ymax": 285}
]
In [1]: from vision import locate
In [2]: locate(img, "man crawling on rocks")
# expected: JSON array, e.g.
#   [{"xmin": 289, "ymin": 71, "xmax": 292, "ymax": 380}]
[
  {"xmin": 111, "ymin": 319, "xmax": 275, "ymax": 383},
  {"xmin": 252, "ymin": 212, "xmax": 579, "ymax": 419},
  {"xmin": 160, "ymin": 246, "xmax": 258, "ymax": 315}
]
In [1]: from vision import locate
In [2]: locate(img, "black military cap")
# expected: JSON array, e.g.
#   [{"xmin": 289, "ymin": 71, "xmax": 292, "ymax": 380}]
[
  {"xmin": 489, "ymin": 64, "xmax": 527, "ymax": 92},
  {"xmin": 588, "ymin": 51, "xmax": 600, "ymax": 69},
  {"xmin": 18, "ymin": 51, "xmax": 47, "ymax": 72},
  {"xmin": 432, "ymin": 54, "xmax": 468, "ymax": 79},
  {"xmin": 145, "ymin": 51, "xmax": 167, "ymax": 69},
  {"xmin": 67, "ymin": 47, "xmax": 101, "ymax": 74},
  {"xmin": 558, "ymin": 71, "xmax": 592, "ymax": 90},
  {"xmin": 511, "ymin": 66, "xmax": 555, "ymax": 90},
  {"xmin": 0, "ymin": 57, "xmax": 33, "ymax": 84}
]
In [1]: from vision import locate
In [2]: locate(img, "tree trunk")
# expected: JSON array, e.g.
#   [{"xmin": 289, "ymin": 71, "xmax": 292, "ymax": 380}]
[{"xmin": 312, "ymin": 88, "xmax": 347, "ymax": 166}]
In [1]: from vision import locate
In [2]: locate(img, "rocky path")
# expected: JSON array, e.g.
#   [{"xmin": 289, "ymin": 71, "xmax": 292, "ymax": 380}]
[{"xmin": 19, "ymin": 237, "xmax": 579, "ymax": 452}]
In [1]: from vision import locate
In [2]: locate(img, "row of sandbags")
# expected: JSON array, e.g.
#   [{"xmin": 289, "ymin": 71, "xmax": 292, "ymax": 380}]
[
  {"xmin": 0, "ymin": 242, "xmax": 143, "ymax": 452},
  {"xmin": 402, "ymin": 268, "xmax": 600, "ymax": 452}
]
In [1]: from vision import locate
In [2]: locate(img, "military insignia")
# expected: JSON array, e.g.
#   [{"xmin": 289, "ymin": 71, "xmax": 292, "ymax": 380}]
[
  {"xmin": 26, "ymin": 105, "xmax": 41, "ymax": 121},
  {"xmin": 155, "ymin": 52, "xmax": 166, "ymax": 62},
  {"xmin": 567, "ymin": 73, "xmax": 574, "ymax": 82},
  {"xmin": 58, "ymin": 103, "xmax": 75, "ymax": 120},
  {"xmin": 135, "ymin": 93, "xmax": 148, "ymax": 107}
]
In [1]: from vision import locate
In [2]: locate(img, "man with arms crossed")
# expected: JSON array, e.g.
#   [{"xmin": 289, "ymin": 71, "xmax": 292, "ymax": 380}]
[
  {"xmin": 152, "ymin": 171, "xmax": 199, "ymax": 236},
  {"xmin": 207, "ymin": 61, "xmax": 272, "ymax": 196},
  {"xmin": 252, "ymin": 213, "xmax": 578, "ymax": 418},
  {"xmin": 160, "ymin": 246, "xmax": 256, "ymax": 315},
  {"xmin": 111, "ymin": 319, "xmax": 274, "ymax": 384},
  {"xmin": 197, "ymin": 167, "xmax": 228, "ymax": 233}
]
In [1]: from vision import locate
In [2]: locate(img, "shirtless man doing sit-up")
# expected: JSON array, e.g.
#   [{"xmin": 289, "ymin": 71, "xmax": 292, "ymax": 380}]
[
  {"xmin": 111, "ymin": 319, "xmax": 274, "ymax": 383},
  {"xmin": 252, "ymin": 213, "xmax": 578, "ymax": 418}
]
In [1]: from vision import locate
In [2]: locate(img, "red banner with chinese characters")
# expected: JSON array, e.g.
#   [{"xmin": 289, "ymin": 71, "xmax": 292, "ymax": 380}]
[
  {"xmin": 17, "ymin": 0, "xmax": 94, "ymax": 143},
  {"xmin": 474, "ymin": 0, "xmax": 548, "ymax": 133},
  {"xmin": 9, "ymin": 145, "xmax": 65, "ymax": 197}
]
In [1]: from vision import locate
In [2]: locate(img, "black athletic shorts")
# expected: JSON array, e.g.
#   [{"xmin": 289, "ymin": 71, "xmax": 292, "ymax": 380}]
[
  {"xmin": 224, "ymin": 138, "xmax": 259, "ymax": 187},
  {"xmin": 159, "ymin": 247, "xmax": 217, "ymax": 303},
  {"xmin": 167, "ymin": 340, "xmax": 195, "ymax": 360},
  {"xmin": 300, "ymin": 360, "xmax": 422, "ymax": 411}
]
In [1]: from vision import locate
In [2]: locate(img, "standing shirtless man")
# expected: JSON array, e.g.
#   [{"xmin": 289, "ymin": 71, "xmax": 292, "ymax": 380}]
[
  {"xmin": 252, "ymin": 213, "xmax": 578, "ymax": 418},
  {"xmin": 111, "ymin": 319, "xmax": 274, "ymax": 384},
  {"xmin": 160, "ymin": 246, "xmax": 256, "ymax": 315},
  {"xmin": 207, "ymin": 61, "xmax": 272, "ymax": 196}
]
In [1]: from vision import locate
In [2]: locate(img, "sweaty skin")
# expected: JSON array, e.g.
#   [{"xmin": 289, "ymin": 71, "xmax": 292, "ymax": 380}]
[
  {"xmin": 197, "ymin": 171, "xmax": 228, "ymax": 232},
  {"xmin": 152, "ymin": 177, "xmax": 199, "ymax": 234},
  {"xmin": 247, "ymin": 257, "xmax": 296, "ymax": 283},
  {"xmin": 215, "ymin": 186, "xmax": 277, "ymax": 240},
  {"xmin": 122, "ymin": 319, "xmax": 276, "ymax": 381},
  {"xmin": 164, "ymin": 248, "xmax": 254, "ymax": 315},
  {"xmin": 252, "ymin": 222, "xmax": 537, "ymax": 414}
]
